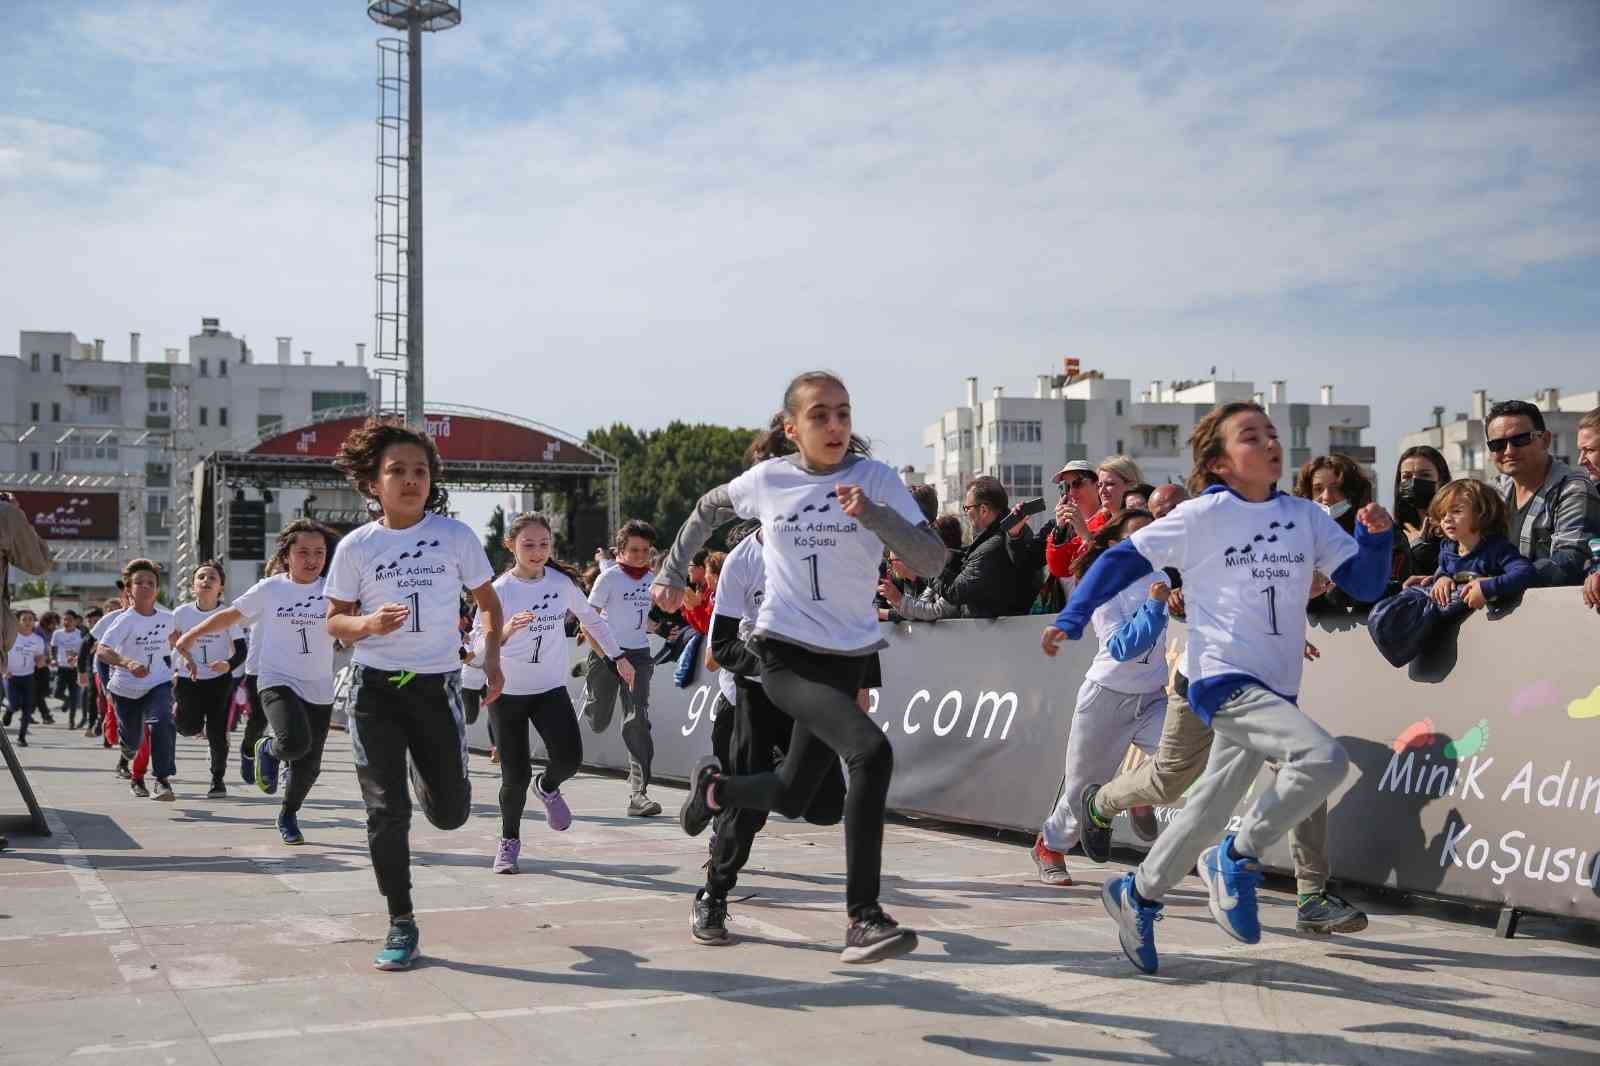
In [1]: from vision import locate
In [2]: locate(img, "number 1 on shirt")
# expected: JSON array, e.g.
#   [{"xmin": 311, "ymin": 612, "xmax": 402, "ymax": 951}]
[
  {"xmin": 1260, "ymin": 586, "xmax": 1282, "ymax": 636},
  {"xmin": 406, "ymin": 591, "xmax": 422, "ymax": 634},
  {"xmin": 803, "ymin": 553, "xmax": 824, "ymax": 602}
]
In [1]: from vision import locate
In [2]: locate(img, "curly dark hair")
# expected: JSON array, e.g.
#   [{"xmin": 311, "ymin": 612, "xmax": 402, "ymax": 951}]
[
  {"xmin": 332, "ymin": 416, "xmax": 450, "ymax": 516},
  {"xmin": 614, "ymin": 519, "xmax": 658, "ymax": 550},
  {"xmin": 1072, "ymin": 508, "xmax": 1155, "ymax": 581},
  {"xmin": 1292, "ymin": 454, "xmax": 1372, "ymax": 509},
  {"xmin": 269, "ymin": 519, "xmax": 339, "ymax": 578}
]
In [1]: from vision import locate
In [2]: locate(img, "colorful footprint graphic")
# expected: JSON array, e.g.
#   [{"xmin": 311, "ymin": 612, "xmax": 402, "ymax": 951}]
[
  {"xmin": 1444, "ymin": 718, "xmax": 1490, "ymax": 759},
  {"xmin": 1391, "ymin": 717, "xmax": 1435, "ymax": 754},
  {"xmin": 1509, "ymin": 680, "xmax": 1560, "ymax": 718},
  {"xmin": 1568, "ymin": 686, "xmax": 1600, "ymax": 721}
]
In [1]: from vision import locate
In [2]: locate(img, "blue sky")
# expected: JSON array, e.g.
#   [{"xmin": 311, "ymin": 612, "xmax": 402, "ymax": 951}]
[{"xmin": 3, "ymin": 1, "xmax": 1597, "ymax": 527}]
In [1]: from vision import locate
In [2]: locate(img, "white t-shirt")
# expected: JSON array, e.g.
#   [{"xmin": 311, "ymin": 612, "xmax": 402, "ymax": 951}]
[
  {"xmin": 494, "ymin": 567, "xmax": 622, "ymax": 696},
  {"xmin": 324, "ymin": 512, "xmax": 495, "ymax": 675},
  {"xmin": 711, "ymin": 533, "xmax": 765, "ymax": 704},
  {"xmin": 51, "ymin": 628, "xmax": 84, "ymax": 670},
  {"xmin": 172, "ymin": 603, "xmax": 244, "ymax": 680},
  {"xmin": 244, "ymin": 621, "xmax": 262, "ymax": 675},
  {"xmin": 6, "ymin": 631, "xmax": 46, "ymax": 677},
  {"xmin": 1128, "ymin": 490, "xmax": 1356, "ymax": 700},
  {"xmin": 1085, "ymin": 582, "xmax": 1169, "ymax": 693},
  {"xmin": 89, "ymin": 609, "xmax": 121, "ymax": 641},
  {"xmin": 586, "ymin": 565, "xmax": 655, "ymax": 651},
  {"xmin": 231, "ymin": 575, "xmax": 337, "ymax": 705},
  {"xmin": 99, "ymin": 607, "xmax": 176, "ymax": 698},
  {"xmin": 727, "ymin": 455, "xmax": 924, "ymax": 654}
]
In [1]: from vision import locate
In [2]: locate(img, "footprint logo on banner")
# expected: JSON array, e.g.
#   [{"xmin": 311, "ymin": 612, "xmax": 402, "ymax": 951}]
[
  {"xmin": 1391, "ymin": 718, "xmax": 1435, "ymax": 754},
  {"xmin": 1568, "ymin": 687, "xmax": 1600, "ymax": 721},
  {"xmin": 1444, "ymin": 719, "xmax": 1490, "ymax": 759},
  {"xmin": 1509, "ymin": 680, "xmax": 1560, "ymax": 718}
]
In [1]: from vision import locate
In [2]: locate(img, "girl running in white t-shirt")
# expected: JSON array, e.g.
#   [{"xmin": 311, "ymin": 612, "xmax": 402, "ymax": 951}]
[
  {"xmin": 482, "ymin": 513, "xmax": 634, "ymax": 873},
  {"xmin": 177, "ymin": 523, "xmax": 339, "ymax": 843},
  {"xmin": 1033, "ymin": 508, "xmax": 1168, "ymax": 887},
  {"xmin": 656, "ymin": 370, "xmax": 948, "ymax": 963},
  {"xmin": 1045, "ymin": 402, "xmax": 1394, "ymax": 975},
  {"xmin": 95, "ymin": 560, "xmax": 178, "ymax": 801},
  {"xmin": 171, "ymin": 561, "xmax": 247, "ymax": 798},
  {"xmin": 322, "ymin": 418, "xmax": 504, "ymax": 972}
]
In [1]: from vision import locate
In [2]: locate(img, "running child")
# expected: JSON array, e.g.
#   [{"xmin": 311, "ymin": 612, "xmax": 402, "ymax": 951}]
[
  {"xmin": 1032, "ymin": 508, "xmax": 1168, "ymax": 887},
  {"xmin": 657, "ymin": 370, "xmax": 947, "ymax": 963},
  {"xmin": 1043, "ymin": 402, "xmax": 1393, "ymax": 974},
  {"xmin": 323, "ymin": 417, "xmax": 504, "ymax": 972},
  {"xmin": 171, "ymin": 562, "xmax": 247, "ymax": 798},
  {"xmin": 180, "ymin": 522, "xmax": 340, "ymax": 841},
  {"xmin": 77, "ymin": 606, "xmax": 103, "ymax": 737},
  {"xmin": 581, "ymin": 519, "xmax": 661, "ymax": 817},
  {"xmin": 4, "ymin": 609, "xmax": 46, "ymax": 747},
  {"xmin": 52, "ymin": 611, "xmax": 85, "ymax": 729},
  {"xmin": 96, "ymin": 560, "xmax": 179, "ymax": 801},
  {"xmin": 484, "ymin": 512, "xmax": 634, "ymax": 874}
]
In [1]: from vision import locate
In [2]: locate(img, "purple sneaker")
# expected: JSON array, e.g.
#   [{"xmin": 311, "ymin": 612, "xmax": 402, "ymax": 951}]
[
  {"xmin": 534, "ymin": 775, "xmax": 572, "ymax": 832},
  {"xmin": 493, "ymin": 837, "xmax": 521, "ymax": 874}
]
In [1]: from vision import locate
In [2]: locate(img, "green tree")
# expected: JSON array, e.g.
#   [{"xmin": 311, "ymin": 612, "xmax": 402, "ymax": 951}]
[
  {"xmin": 585, "ymin": 421, "xmax": 758, "ymax": 547},
  {"xmin": 483, "ymin": 506, "xmax": 512, "ymax": 573}
]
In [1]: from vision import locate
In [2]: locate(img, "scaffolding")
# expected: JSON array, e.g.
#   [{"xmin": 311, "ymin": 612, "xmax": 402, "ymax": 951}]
[{"xmin": 373, "ymin": 36, "xmax": 410, "ymax": 419}]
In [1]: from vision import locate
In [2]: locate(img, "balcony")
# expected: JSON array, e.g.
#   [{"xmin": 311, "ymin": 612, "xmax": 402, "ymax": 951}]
[{"xmin": 1329, "ymin": 444, "xmax": 1377, "ymax": 464}]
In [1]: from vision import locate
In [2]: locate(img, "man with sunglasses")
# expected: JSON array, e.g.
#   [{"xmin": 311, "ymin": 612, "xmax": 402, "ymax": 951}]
[{"xmin": 1486, "ymin": 399, "xmax": 1600, "ymax": 587}]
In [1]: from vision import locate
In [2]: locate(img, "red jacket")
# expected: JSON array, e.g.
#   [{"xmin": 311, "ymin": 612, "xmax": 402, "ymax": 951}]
[
  {"xmin": 683, "ymin": 590, "xmax": 713, "ymax": 635},
  {"xmin": 1044, "ymin": 510, "xmax": 1111, "ymax": 579}
]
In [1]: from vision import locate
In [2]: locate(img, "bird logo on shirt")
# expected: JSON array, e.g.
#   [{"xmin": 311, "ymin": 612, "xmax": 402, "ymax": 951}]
[
  {"xmin": 375, "ymin": 539, "xmax": 442, "ymax": 579},
  {"xmin": 276, "ymin": 594, "xmax": 327, "ymax": 618},
  {"xmin": 1223, "ymin": 520, "xmax": 1297, "ymax": 558}
]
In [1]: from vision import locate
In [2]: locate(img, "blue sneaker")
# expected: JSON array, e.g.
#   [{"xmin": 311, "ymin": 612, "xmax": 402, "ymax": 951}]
[
  {"xmin": 253, "ymin": 737, "xmax": 280, "ymax": 796},
  {"xmin": 277, "ymin": 810, "xmax": 304, "ymax": 846},
  {"xmin": 374, "ymin": 918, "xmax": 420, "ymax": 971},
  {"xmin": 1101, "ymin": 873, "xmax": 1162, "ymax": 974},
  {"xmin": 1198, "ymin": 834, "xmax": 1263, "ymax": 944},
  {"xmin": 239, "ymin": 752, "xmax": 254, "ymax": 785}
]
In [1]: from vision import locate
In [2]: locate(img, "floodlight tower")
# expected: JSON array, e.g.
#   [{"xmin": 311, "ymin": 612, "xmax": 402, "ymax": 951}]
[{"xmin": 368, "ymin": 1, "xmax": 461, "ymax": 429}]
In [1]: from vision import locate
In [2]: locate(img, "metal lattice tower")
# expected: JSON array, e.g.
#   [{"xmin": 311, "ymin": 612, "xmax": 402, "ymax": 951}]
[
  {"xmin": 369, "ymin": 1, "xmax": 461, "ymax": 428},
  {"xmin": 168, "ymin": 375, "xmax": 197, "ymax": 599}
]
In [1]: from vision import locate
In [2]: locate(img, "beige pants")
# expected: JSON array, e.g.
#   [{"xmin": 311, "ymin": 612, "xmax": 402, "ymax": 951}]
[{"xmin": 1093, "ymin": 685, "xmax": 1331, "ymax": 897}]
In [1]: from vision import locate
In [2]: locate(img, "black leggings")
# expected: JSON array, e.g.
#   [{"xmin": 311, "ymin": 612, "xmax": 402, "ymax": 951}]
[
  {"xmin": 260, "ymin": 686, "xmax": 333, "ymax": 815},
  {"xmin": 715, "ymin": 638, "xmax": 890, "ymax": 918},
  {"xmin": 239, "ymin": 675, "xmax": 268, "ymax": 760},
  {"xmin": 175, "ymin": 674, "xmax": 235, "ymax": 785},
  {"xmin": 706, "ymin": 678, "xmax": 846, "ymax": 899},
  {"xmin": 348, "ymin": 667, "xmax": 471, "ymax": 918},
  {"xmin": 490, "ymin": 687, "xmax": 583, "ymax": 839}
]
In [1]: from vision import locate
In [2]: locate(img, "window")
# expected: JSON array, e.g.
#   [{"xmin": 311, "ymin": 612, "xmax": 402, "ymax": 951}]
[
  {"xmin": 91, "ymin": 393, "xmax": 111, "ymax": 415},
  {"xmin": 29, "ymin": 452, "xmax": 39, "ymax": 471},
  {"xmin": 1063, "ymin": 421, "xmax": 1084, "ymax": 445},
  {"xmin": 1115, "ymin": 399, "xmax": 1124, "ymax": 416},
  {"xmin": 50, "ymin": 401, "xmax": 61, "ymax": 422},
  {"xmin": 148, "ymin": 397, "xmax": 169, "ymax": 413},
  {"xmin": 1291, "ymin": 425, "xmax": 1308, "ymax": 449},
  {"xmin": 51, "ymin": 353, "xmax": 61, "ymax": 372},
  {"xmin": 1116, "ymin": 439, "xmax": 1124, "ymax": 454},
  {"xmin": 198, "ymin": 407, "xmax": 208, "ymax": 426},
  {"xmin": 312, "ymin": 390, "xmax": 371, "ymax": 413},
  {"xmin": 29, "ymin": 352, "xmax": 39, "ymax": 371},
  {"xmin": 199, "ymin": 358, "xmax": 209, "ymax": 377},
  {"xmin": 1000, "ymin": 464, "xmax": 1043, "ymax": 499},
  {"xmin": 1329, "ymin": 426, "xmax": 1361, "ymax": 446},
  {"xmin": 218, "ymin": 407, "xmax": 229, "ymax": 427},
  {"xmin": 147, "ymin": 493, "xmax": 169, "ymax": 514},
  {"xmin": 29, "ymin": 402, "xmax": 39, "ymax": 421},
  {"xmin": 258, "ymin": 414, "xmax": 283, "ymax": 435},
  {"xmin": 219, "ymin": 359, "xmax": 228, "ymax": 377},
  {"xmin": 995, "ymin": 420, "xmax": 1043, "ymax": 445}
]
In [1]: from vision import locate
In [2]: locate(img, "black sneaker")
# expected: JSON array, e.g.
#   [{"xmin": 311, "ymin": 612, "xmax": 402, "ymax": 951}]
[
  {"xmin": 678, "ymin": 756, "xmax": 722, "ymax": 837},
  {"xmin": 153, "ymin": 780, "xmax": 175, "ymax": 802},
  {"xmin": 691, "ymin": 890, "xmax": 731, "ymax": 946},
  {"xmin": 16, "ymin": 734, "xmax": 27, "ymax": 747},
  {"xmin": 129, "ymin": 778, "xmax": 150, "ymax": 799},
  {"xmin": 207, "ymin": 782, "xmax": 226, "ymax": 799},
  {"xmin": 627, "ymin": 793, "xmax": 663, "ymax": 818},
  {"xmin": 1079, "ymin": 784, "xmax": 1112, "ymax": 864},
  {"xmin": 1296, "ymin": 891, "xmax": 1369, "ymax": 935},
  {"xmin": 115, "ymin": 758, "xmax": 131, "ymax": 780},
  {"xmin": 842, "ymin": 907, "xmax": 917, "ymax": 964}
]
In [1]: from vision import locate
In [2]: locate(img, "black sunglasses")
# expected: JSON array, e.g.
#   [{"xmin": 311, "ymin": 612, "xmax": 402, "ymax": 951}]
[
  {"xmin": 1486, "ymin": 431, "xmax": 1537, "ymax": 454},
  {"xmin": 1058, "ymin": 476, "xmax": 1091, "ymax": 494}
]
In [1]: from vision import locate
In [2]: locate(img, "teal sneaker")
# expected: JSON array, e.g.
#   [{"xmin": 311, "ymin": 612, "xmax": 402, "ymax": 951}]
[{"xmin": 373, "ymin": 918, "xmax": 420, "ymax": 971}]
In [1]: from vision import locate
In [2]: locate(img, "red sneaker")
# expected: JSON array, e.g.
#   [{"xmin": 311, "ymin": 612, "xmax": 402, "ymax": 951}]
[{"xmin": 1032, "ymin": 835, "xmax": 1073, "ymax": 886}]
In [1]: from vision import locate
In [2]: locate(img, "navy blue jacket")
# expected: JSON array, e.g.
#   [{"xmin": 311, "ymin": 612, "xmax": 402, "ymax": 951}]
[{"xmin": 1432, "ymin": 534, "xmax": 1535, "ymax": 601}]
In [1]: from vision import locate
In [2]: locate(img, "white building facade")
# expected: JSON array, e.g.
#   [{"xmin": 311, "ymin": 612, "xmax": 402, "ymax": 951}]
[
  {"xmin": 1398, "ymin": 385, "xmax": 1600, "ymax": 486},
  {"xmin": 922, "ymin": 371, "xmax": 1374, "ymax": 522},
  {"xmin": 1, "ymin": 319, "xmax": 377, "ymax": 603}
]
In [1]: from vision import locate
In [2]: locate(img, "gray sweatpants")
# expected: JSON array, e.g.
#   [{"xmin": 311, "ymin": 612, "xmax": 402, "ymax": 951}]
[
  {"xmin": 580, "ymin": 647, "xmax": 656, "ymax": 796},
  {"xmin": 1040, "ymin": 680, "xmax": 1164, "ymax": 853},
  {"xmin": 1133, "ymin": 683, "xmax": 1348, "ymax": 902}
]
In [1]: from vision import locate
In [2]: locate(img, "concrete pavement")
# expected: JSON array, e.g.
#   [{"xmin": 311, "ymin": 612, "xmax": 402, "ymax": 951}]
[{"xmin": 2, "ymin": 717, "xmax": 1598, "ymax": 1065}]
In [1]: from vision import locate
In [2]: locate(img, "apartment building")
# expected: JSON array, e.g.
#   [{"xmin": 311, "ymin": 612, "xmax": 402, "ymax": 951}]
[{"xmin": 1398, "ymin": 385, "xmax": 1600, "ymax": 484}]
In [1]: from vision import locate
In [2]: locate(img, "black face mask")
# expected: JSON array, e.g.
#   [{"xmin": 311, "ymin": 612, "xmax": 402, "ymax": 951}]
[{"xmin": 1398, "ymin": 477, "xmax": 1438, "ymax": 510}]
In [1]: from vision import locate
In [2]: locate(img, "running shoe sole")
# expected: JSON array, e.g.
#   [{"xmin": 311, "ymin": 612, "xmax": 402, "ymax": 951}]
[
  {"xmin": 677, "ymin": 756, "xmax": 721, "ymax": 837},
  {"xmin": 841, "ymin": 928, "xmax": 918, "ymax": 964},
  {"xmin": 1031, "ymin": 842, "xmax": 1074, "ymax": 887},
  {"xmin": 253, "ymin": 739, "xmax": 279, "ymax": 795},
  {"xmin": 1128, "ymin": 805, "xmax": 1160, "ymax": 843},
  {"xmin": 373, "ymin": 949, "xmax": 419, "ymax": 972}
]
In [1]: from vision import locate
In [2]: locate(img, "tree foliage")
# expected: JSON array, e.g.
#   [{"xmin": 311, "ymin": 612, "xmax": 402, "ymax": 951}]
[
  {"xmin": 586, "ymin": 421, "xmax": 758, "ymax": 547},
  {"xmin": 483, "ymin": 506, "xmax": 513, "ymax": 574}
]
